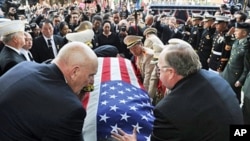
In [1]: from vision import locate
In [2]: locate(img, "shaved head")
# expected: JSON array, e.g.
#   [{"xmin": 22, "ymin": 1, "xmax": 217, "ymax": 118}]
[{"xmin": 53, "ymin": 42, "xmax": 98, "ymax": 94}]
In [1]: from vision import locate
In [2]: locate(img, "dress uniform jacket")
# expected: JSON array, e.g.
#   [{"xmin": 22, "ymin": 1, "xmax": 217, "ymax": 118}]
[
  {"xmin": 242, "ymin": 72, "xmax": 250, "ymax": 124},
  {"xmin": 135, "ymin": 47, "xmax": 155, "ymax": 91},
  {"xmin": 197, "ymin": 27, "xmax": 216, "ymax": 69},
  {"xmin": 0, "ymin": 62, "xmax": 85, "ymax": 140},
  {"xmin": 144, "ymin": 34, "xmax": 163, "ymax": 50},
  {"xmin": 208, "ymin": 31, "xmax": 229, "ymax": 72},
  {"xmin": 221, "ymin": 37, "xmax": 250, "ymax": 101},
  {"xmin": 187, "ymin": 25, "xmax": 203, "ymax": 51},
  {"xmin": 0, "ymin": 46, "xmax": 26, "ymax": 76},
  {"xmin": 31, "ymin": 35, "xmax": 65, "ymax": 63},
  {"xmin": 151, "ymin": 70, "xmax": 243, "ymax": 141}
]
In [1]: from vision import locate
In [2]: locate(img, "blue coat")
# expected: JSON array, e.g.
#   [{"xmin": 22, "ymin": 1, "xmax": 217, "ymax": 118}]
[
  {"xmin": 0, "ymin": 62, "xmax": 85, "ymax": 140},
  {"xmin": 151, "ymin": 69, "xmax": 243, "ymax": 141}
]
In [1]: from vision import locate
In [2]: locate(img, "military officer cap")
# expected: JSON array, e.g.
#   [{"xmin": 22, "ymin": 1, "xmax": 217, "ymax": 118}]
[
  {"xmin": 94, "ymin": 45, "xmax": 118, "ymax": 57},
  {"xmin": 143, "ymin": 27, "xmax": 157, "ymax": 36},
  {"xmin": 0, "ymin": 20, "xmax": 25, "ymax": 37},
  {"xmin": 75, "ymin": 21, "xmax": 93, "ymax": 32},
  {"xmin": 192, "ymin": 14, "xmax": 203, "ymax": 20},
  {"xmin": 214, "ymin": 15, "xmax": 229, "ymax": 24},
  {"xmin": 66, "ymin": 29, "xmax": 94, "ymax": 47},
  {"xmin": 235, "ymin": 22, "xmax": 250, "ymax": 29},
  {"xmin": 203, "ymin": 14, "xmax": 215, "ymax": 22},
  {"xmin": 124, "ymin": 35, "xmax": 143, "ymax": 49},
  {"xmin": 0, "ymin": 18, "xmax": 11, "ymax": 23}
]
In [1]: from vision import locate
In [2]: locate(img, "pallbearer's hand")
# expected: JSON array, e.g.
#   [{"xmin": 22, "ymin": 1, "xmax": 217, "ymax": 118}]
[{"xmin": 111, "ymin": 127, "xmax": 137, "ymax": 141}]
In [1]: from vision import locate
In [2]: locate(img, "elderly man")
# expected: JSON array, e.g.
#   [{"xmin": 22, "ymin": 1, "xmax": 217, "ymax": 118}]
[
  {"xmin": 0, "ymin": 42, "xmax": 98, "ymax": 140},
  {"xmin": 112, "ymin": 39, "xmax": 243, "ymax": 141},
  {"xmin": 0, "ymin": 20, "xmax": 26, "ymax": 76},
  {"xmin": 124, "ymin": 35, "xmax": 154, "ymax": 92}
]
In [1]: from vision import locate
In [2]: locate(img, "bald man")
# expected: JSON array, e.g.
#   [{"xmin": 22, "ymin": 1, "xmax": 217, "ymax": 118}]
[{"xmin": 0, "ymin": 42, "xmax": 98, "ymax": 140}]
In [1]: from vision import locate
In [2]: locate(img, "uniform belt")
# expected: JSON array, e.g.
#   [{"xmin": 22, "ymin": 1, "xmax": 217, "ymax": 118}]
[{"xmin": 212, "ymin": 50, "xmax": 222, "ymax": 56}]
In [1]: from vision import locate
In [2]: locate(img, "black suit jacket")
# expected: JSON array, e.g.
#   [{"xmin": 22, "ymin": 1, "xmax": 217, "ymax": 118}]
[
  {"xmin": 31, "ymin": 35, "xmax": 65, "ymax": 63},
  {"xmin": 0, "ymin": 62, "xmax": 85, "ymax": 140},
  {"xmin": 151, "ymin": 70, "xmax": 243, "ymax": 141},
  {"xmin": 0, "ymin": 46, "xmax": 26, "ymax": 76}
]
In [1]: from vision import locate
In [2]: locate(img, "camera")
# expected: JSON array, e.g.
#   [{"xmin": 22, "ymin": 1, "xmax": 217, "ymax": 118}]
[
  {"xmin": 230, "ymin": 4, "xmax": 242, "ymax": 15},
  {"xmin": 221, "ymin": 3, "xmax": 242, "ymax": 15},
  {"xmin": 84, "ymin": 0, "xmax": 92, "ymax": 4},
  {"xmin": 121, "ymin": 26, "xmax": 126, "ymax": 32}
]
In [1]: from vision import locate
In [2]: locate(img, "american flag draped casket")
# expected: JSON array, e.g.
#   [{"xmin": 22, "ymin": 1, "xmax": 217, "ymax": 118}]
[{"xmin": 82, "ymin": 57, "xmax": 155, "ymax": 141}]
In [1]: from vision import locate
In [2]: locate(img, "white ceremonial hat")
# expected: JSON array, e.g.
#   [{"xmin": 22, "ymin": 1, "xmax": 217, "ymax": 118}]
[
  {"xmin": 0, "ymin": 20, "xmax": 25, "ymax": 37},
  {"xmin": 0, "ymin": 18, "xmax": 11, "ymax": 23},
  {"xmin": 66, "ymin": 29, "xmax": 94, "ymax": 44},
  {"xmin": 214, "ymin": 15, "xmax": 229, "ymax": 23}
]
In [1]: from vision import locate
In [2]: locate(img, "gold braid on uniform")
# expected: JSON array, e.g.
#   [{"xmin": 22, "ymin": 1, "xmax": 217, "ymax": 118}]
[{"xmin": 85, "ymin": 41, "xmax": 93, "ymax": 48}]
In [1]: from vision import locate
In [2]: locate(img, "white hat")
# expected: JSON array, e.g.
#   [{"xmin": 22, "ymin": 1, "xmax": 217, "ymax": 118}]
[
  {"xmin": 0, "ymin": 18, "xmax": 11, "ymax": 23},
  {"xmin": 66, "ymin": 29, "xmax": 94, "ymax": 44},
  {"xmin": 214, "ymin": 15, "xmax": 229, "ymax": 23},
  {"xmin": 0, "ymin": 20, "xmax": 25, "ymax": 37}
]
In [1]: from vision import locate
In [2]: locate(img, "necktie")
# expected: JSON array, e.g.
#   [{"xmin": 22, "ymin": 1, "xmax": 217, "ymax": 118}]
[
  {"xmin": 20, "ymin": 53, "xmax": 26, "ymax": 60},
  {"xmin": 28, "ymin": 51, "xmax": 34, "ymax": 61},
  {"xmin": 47, "ymin": 39, "xmax": 54, "ymax": 57}
]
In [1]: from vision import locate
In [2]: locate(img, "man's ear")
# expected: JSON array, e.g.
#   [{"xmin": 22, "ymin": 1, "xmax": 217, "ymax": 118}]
[{"xmin": 70, "ymin": 66, "xmax": 80, "ymax": 80}]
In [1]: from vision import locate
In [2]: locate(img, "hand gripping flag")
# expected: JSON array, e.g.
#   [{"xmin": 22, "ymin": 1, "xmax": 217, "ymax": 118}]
[{"xmin": 82, "ymin": 57, "xmax": 155, "ymax": 141}]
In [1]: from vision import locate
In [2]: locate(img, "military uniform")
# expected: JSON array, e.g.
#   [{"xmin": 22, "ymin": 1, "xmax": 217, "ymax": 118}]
[
  {"xmin": 187, "ymin": 14, "xmax": 203, "ymax": 51},
  {"xmin": 198, "ymin": 27, "xmax": 216, "ymax": 70},
  {"xmin": 208, "ymin": 16, "xmax": 230, "ymax": 73},
  {"xmin": 197, "ymin": 15, "xmax": 216, "ymax": 70},
  {"xmin": 221, "ymin": 23, "xmax": 250, "ymax": 103},
  {"xmin": 124, "ymin": 35, "xmax": 155, "ymax": 92},
  {"xmin": 143, "ymin": 28, "xmax": 164, "ymax": 50},
  {"xmin": 148, "ymin": 43, "xmax": 166, "ymax": 105}
]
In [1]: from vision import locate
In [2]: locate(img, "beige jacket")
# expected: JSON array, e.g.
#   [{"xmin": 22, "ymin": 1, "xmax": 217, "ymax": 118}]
[
  {"xmin": 144, "ymin": 34, "xmax": 164, "ymax": 50},
  {"xmin": 136, "ymin": 47, "xmax": 155, "ymax": 91}
]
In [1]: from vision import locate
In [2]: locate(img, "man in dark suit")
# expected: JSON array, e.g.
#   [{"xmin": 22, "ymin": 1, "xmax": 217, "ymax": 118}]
[
  {"xmin": 0, "ymin": 20, "xmax": 26, "ymax": 76},
  {"xmin": 112, "ymin": 39, "xmax": 243, "ymax": 141},
  {"xmin": 0, "ymin": 42, "xmax": 98, "ymax": 140},
  {"xmin": 31, "ymin": 19, "xmax": 65, "ymax": 63}
]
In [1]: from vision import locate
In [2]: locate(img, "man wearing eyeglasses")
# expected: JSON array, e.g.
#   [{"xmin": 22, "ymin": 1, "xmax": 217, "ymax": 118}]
[{"xmin": 112, "ymin": 38, "xmax": 243, "ymax": 141}]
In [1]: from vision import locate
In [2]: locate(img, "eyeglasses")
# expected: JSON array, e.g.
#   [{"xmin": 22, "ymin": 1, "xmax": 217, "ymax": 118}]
[{"xmin": 156, "ymin": 65, "xmax": 170, "ymax": 76}]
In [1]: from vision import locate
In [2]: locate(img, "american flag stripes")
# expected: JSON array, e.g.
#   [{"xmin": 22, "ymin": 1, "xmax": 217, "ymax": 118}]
[{"xmin": 82, "ymin": 57, "xmax": 154, "ymax": 141}]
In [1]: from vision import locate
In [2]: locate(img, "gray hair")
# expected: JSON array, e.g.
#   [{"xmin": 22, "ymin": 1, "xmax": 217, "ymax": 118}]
[
  {"xmin": 1, "ymin": 32, "xmax": 20, "ymax": 44},
  {"xmin": 164, "ymin": 39, "xmax": 201, "ymax": 77}
]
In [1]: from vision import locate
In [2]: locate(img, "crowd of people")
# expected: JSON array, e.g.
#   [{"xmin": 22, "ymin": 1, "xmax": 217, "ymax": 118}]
[{"xmin": 0, "ymin": 0, "xmax": 250, "ymax": 140}]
